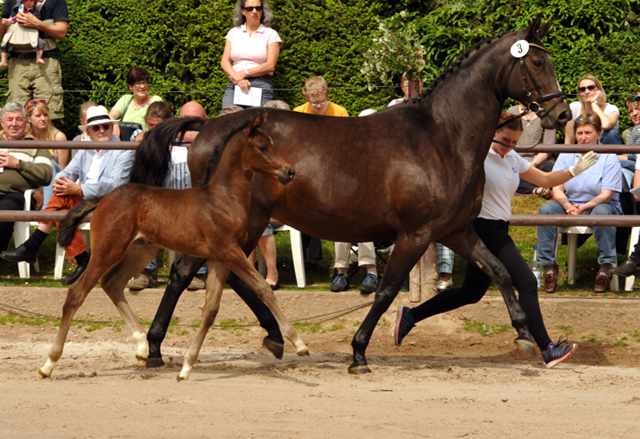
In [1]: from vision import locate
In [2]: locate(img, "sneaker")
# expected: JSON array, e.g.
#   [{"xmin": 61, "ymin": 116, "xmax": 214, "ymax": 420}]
[
  {"xmin": 128, "ymin": 269, "xmax": 158, "ymax": 291},
  {"xmin": 187, "ymin": 273, "xmax": 207, "ymax": 291},
  {"xmin": 330, "ymin": 273, "xmax": 349, "ymax": 292},
  {"xmin": 394, "ymin": 304, "xmax": 415, "ymax": 346},
  {"xmin": 359, "ymin": 273, "xmax": 379, "ymax": 294},
  {"xmin": 541, "ymin": 336, "xmax": 577, "ymax": 368},
  {"xmin": 436, "ymin": 277, "xmax": 453, "ymax": 291}
]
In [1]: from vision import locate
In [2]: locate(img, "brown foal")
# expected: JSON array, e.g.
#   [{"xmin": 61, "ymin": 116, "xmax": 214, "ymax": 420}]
[{"xmin": 39, "ymin": 112, "xmax": 308, "ymax": 380}]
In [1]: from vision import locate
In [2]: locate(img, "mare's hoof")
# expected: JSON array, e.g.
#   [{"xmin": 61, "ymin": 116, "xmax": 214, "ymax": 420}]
[
  {"xmin": 297, "ymin": 348, "xmax": 310, "ymax": 357},
  {"xmin": 145, "ymin": 357, "xmax": 165, "ymax": 368},
  {"xmin": 263, "ymin": 337, "xmax": 284, "ymax": 359},
  {"xmin": 176, "ymin": 374, "xmax": 187, "ymax": 382},
  {"xmin": 348, "ymin": 364, "xmax": 371, "ymax": 375},
  {"xmin": 135, "ymin": 355, "xmax": 148, "ymax": 367},
  {"xmin": 37, "ymin": 368, "xmax": 50, "ymax": 379},
  {"xmin": 515, "ymin": 337, "xmax": 537, "ymax": 357}
]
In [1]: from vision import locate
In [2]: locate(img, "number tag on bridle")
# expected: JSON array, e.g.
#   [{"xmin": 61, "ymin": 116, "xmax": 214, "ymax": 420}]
[{"xmin": 510, "ymin": 40, "xmax": 529, "ymax": 58}]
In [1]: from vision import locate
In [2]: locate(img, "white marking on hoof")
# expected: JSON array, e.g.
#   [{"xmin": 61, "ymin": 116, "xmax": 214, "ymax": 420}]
[
  {"xmin": 177, "ymin": 365, "xmax": 192, "ymax": 381},
  {"xmin": 132, "ymin": 331, "xmax": 148, "ymax": 362},
  {"xmin": 39, "ymin": 358, "xmax": 56, "ymax": 379}
]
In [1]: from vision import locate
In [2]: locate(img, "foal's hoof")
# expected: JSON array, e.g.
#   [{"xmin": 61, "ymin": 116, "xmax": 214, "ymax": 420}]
[
  {"xmin": 263, "ymin": 337, "xmax": 284, "ymax": 359},
  {"xmin": 297, "ymin": 348, "xmax": 310, "ymax": 357},
  {"xmin": 135, "ymin": 355, "xmax": 148, "ymax": 367},
  {"xmin": 347, "ymin": 363, "xmax": 372, "ymax": 375},
  {"xmin": 145, "ymin": 357, "xmax": 165, "ymax": 368},
  {"xmin": 515, "ymin": 337, "xmax": 537, "ymax": 358},
  {"xmin": 37, "ymin": 368, "xmax": 50, "ymax": 379}
]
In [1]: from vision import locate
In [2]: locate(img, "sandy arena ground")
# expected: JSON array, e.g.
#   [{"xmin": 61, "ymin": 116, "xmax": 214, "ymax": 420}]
[{"xmin": 1, "ymin": 286, "xmax": 639, "ymax": 438}]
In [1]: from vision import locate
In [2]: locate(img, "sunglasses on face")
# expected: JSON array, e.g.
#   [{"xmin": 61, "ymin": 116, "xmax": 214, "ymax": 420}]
[
  {"xmin": 90, "ymin": 123, "xmax": 112, "ymax": 132},
  {"xmin": 578, "ymin": 85, "xmax": 597, "ymax": 93},
  {"xmin": 575, "ymin": 115, "xmax": 595, "ymax": 124},
  {"xmin": 26, "ymin": 99, "xmax": 47, "ymax": 111},
  {"xmin": 243, "ymin": 6, "xmax": 263, "ymax": 11}
]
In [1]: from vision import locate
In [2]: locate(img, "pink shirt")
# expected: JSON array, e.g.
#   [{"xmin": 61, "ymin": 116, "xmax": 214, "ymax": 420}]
[{"xmin": 226, "ymin": 24, "xmax": 282, "ymax": 75}]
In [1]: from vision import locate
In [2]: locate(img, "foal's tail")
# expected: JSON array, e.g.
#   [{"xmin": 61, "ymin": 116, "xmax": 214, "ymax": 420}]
[
  {"xmin": 57, "ymin": 196, "xmax": 102, "ymax": 248},
  {"xmin": 129, "ymin": 117, "xmax": 206, "ymax": 187}
]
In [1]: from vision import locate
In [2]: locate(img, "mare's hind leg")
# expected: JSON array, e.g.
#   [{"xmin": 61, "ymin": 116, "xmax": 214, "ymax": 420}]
[
  {"xmin": 231, "ymin": 252, "xmax": 308, "ymax": 356},
  {"xmin": 147, "ymin": 254, "xmax": 203, "ymax": 366},
  {"xmin": 350, "ymin": 233, "xmax": 431, "ymax": 375},
  {"xmin": 178, "ymin": 261, "xmax": 229, "ymax": 381},
  {"xmin": 440, "ymin": 225, "xmax": 534, "ymax": 356},
  {"xmin": 39, "ymin": 249, "xmax": 123, "ymax": 378},
  {"xmin": 100, "ymin": 241, "xmax": 162, "ymax": 366}
]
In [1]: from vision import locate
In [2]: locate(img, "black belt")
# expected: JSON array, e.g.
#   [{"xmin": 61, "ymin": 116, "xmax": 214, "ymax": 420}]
[{"xmin": 10, "ymin": 52, "xmax": 37, "ymax": 59}]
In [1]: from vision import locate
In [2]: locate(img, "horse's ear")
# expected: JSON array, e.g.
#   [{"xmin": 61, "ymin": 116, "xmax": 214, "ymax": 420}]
[
  {"xmin": 536, "ymin": 19, "xmax": 553, "ymax": 40},
  {"xmin": 247, "ymin": 111, "xmax": 267, "ymax": 135},
  {"xmin": 523, "ymin": 14, "xmax": 543, "ymax": 40}
]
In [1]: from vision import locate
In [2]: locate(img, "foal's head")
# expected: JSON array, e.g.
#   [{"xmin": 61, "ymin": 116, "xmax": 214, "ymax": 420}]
[{"xmin": 237, "ymin": 111, "xmax": 295, "ymax": 185}]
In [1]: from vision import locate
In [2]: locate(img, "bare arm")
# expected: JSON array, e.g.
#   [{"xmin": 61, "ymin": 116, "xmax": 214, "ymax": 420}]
[
  {"xmin": 564, "ymin": 119, "xmax": 576, "ymax": 144},
  {"xmin": 221, "ymin": 39, "xmax": 280, "ymax": 93},
  {"xmin": 520, "ymin": 164, "xmax": 573, "ymax": 188},
  {"xmin": 16, "ymin": 13, "xmax": 68, "ymax": 40},
  {"xmin": 54, "ymin": 130, "xmax": 69, "ymax": 169}
]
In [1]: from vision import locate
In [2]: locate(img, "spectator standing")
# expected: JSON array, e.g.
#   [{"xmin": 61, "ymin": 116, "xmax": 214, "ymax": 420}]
[
  {"xmin": 394, "ymin": 113, "xmax": 597, "ymax": 368},
  {"xmin": 221, "ymin": 0, "xmax": 281, "ymax": 108},
  {"xmin": 108, "ymin": 67, "xmax": 163, "ymax": 140},
  {"xmin": 0, "ymin": 101, "xmax": 52, "ymax": 253},
  {"xmin": 25, "ymin": 99, "xmax": 66, "ymax": 209},
  {"xmin": 1, "ymin": 105, "xmax": 135, "ymax": 284},
  {"xmin": 0, "ymin": 0, "xmax": 68, "ymax": 120},
  {"xmin": 0, "ymin": 0, "xmax": 46, "ymax": 67},
  {"xmin": 538, "ymin": 113, "xmax": 622, "ymax": 294}
]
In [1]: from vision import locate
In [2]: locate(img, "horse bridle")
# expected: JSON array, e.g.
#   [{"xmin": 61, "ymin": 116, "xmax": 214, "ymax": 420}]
[{"xmin": 494, "ymin": 30, "xmax": 567, "ymax": 150}]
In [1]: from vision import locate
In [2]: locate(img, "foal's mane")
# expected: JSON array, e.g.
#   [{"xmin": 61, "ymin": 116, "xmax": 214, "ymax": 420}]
[{"xmin": 198, "ymin": 114, "xmax": 255, "ymax": 187}]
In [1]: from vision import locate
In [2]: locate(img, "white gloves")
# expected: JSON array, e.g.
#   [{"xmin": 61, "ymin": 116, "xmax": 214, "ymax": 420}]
[{"xmin": 569, "ymin": 151, "xmax": 598, "ymax": 177}]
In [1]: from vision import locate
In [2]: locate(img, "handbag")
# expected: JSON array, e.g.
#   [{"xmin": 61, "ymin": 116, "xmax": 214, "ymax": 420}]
[{"xmin": 118, "ymin": 96, "xmax": 143, "ymax": 141}]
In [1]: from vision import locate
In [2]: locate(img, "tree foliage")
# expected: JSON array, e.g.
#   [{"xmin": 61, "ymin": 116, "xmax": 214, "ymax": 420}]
[{"xmin": 0, "ymin": 0, "xmax": 639, "ymax": 136}]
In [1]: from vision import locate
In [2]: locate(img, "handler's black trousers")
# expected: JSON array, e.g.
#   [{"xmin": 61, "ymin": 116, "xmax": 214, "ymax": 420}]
[{"xmin": 411, "ymin": 217, "xmax": 552, "ymax": 351}]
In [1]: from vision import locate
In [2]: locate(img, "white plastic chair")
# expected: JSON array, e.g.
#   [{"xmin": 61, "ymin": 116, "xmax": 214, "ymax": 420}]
[
  {"xmin": 624, "ymin": 227, "xmax": 640, "ymax": 291},
  {"xmin": 258, "ymin": 224, "xmax": 306, "ymax": 288},
  {"xmin": 54, "ymin": 222, "xmax": 90, "ymax": 280},
  {"xmin": 14, "ymin": 189, "xmax": 40, "ymax": 278},
  {"xmin": 558, "ymin": 226, "xmax": 618, "ymax": 290}
]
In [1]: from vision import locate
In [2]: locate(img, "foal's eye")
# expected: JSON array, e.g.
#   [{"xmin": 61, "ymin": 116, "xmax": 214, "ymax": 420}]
[
  {"xmin": 258, "ymin": 146, "xmax": 268, "ymax": 153},
  {"xmin": 532, "ymin": 59, "xmax": 543, "ymax": 68}
]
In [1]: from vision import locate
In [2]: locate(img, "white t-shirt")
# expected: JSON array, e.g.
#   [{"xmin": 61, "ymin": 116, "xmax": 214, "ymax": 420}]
[
  {"xmin": 226, "ymin": 24, "xmax": 282, "ymax": 75},
  {"xmin": 570, "ymin": 101, "xmax": 620, "ymax": 131},
  {"xmin": 479, "ymin": 148, "xmax": 531, "ymax": 221}
]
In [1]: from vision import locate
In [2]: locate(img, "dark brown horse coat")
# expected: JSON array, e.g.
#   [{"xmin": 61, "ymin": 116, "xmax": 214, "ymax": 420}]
[{"xmin": 132, "ymin": 17, "xmax": 571, "ymax": 373}]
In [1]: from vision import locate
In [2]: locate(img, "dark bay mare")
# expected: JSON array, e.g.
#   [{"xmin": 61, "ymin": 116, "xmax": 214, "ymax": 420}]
[
  {"xmin": 131, "ymin": 17, "xmax": 571, "ymax": 374},
  {"xmin": 38, "ymin": 113, "xmax": 307, "ymax": 379}
]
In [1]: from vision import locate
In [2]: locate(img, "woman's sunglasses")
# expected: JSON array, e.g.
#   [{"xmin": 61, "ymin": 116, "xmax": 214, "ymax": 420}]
[
  {"xmin": 578, "ymin": 85, "xmax": 597, "ymax": 93},
  {"xmin": 627, "ymin": 95, "xmax": 640, "ymax": 103},
  {"xmin": 575, "ymin": 115, "xmax": 595, "ymax": 124},
  {"xmin": 26, "ymin": 99, "xmax": 47, "ymax": 111},
  {"xmin": 91, "ymin": 123, "xmax": 112, "ymax": 132},
  {"xmin": 244, "ymin": 6, "xmax": 262, "ymax": 11}
]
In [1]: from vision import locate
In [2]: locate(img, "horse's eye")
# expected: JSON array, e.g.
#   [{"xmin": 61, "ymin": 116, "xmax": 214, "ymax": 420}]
[
  {"xmin": 532, "ymin": 59, "xmax": 543, "ymax": 68},
  {"xmin": 258, "ymin": 146, "xmax": 268, "ymax": 153}
]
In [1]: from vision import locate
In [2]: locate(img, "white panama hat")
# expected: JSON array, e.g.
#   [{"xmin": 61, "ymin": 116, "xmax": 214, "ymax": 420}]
[{"xmin": 78, "ymin": 105, "xmax": 119, "ymax": 131}]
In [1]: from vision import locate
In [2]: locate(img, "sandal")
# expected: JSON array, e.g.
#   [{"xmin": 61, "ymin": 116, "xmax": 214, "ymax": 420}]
[{"xmin": 533, "ymin": 187, "xmax": 553, "ymax": 200}]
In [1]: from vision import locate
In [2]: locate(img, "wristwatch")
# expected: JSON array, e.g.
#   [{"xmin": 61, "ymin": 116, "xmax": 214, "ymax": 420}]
[{"xmin": 245, "ymin": 69, "xmax": 250, "ymax": 78}]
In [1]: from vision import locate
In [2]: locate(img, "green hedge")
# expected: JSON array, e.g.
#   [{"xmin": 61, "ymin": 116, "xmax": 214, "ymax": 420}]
[{"xmin": 1, "ymin": 0, "xmax": 640, "ymax": 139}]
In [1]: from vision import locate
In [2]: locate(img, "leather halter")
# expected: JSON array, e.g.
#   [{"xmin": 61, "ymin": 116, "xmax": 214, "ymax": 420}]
[{"xmin": 494, "ymin": 30, "xmax": 567, "ymax": 150}]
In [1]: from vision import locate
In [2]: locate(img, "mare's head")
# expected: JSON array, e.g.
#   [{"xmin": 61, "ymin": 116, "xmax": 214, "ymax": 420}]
[
  {"xmin": 237, "ymin": 111, "xmax": 295, "ymax": 185},
  {"xmin": 502, "ymin": 16, "xmax": 571, "ymax": 130}
]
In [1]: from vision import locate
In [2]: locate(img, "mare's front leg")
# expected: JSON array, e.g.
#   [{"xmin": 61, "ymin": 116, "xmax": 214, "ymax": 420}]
[
  {"xmin": 440, "ymin": 225, "xmax": 535, "ymax": 356},
  {"xmin": 231, "ymin": 251, "xmax": 308, "ymax": 356},
  {"xmin": 350, "ymin": 234, "xmax": 430, "ymax": 374},
  {"xmin": 177, "ymin": 261, "xmax": 229, "ymax": 381},
  {"xmin": 147, "ymin": 254, "xmax": 203, "ymax": 366}
]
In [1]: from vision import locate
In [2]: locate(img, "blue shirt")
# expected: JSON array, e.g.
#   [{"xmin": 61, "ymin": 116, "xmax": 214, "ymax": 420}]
[{"xmin": 552, "ymin": 153, "xmax": 622, "ymax": 212}]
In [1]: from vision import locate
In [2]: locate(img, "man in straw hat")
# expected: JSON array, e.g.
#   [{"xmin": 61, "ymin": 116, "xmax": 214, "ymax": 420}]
[{"xmin": 1, "ymin": 105, "xmax": 135, "ymax": 284}]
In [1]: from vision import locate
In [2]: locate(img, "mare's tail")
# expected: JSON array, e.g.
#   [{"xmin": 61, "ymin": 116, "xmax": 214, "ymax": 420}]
[
  {"xmin": 129, "ymin": 117, "xmax": 206, "ymax": 187},
  {"xmin": 57, "ymin": 196, "xmax": 102, "ymax": 248}
]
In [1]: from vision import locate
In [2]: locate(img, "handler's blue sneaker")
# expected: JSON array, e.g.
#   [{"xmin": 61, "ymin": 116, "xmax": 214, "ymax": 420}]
[
  {"xmin": 394, "ymin": 304, "xmax": 415, "ymax": 346},
  {"xmin": 330, "ymin": 273, "xmax": 349, "ymax": 292},
  {"xmin": 542, "ymin": 337, "xmax": 577, "ymax": 368}
]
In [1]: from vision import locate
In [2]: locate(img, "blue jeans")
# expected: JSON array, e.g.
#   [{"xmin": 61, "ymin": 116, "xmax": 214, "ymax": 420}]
[
  {"xmin": 537, "ymin": 201, "xmax": 620, "ymax": 267},
  {"xmin": 41, "ymin": 160, "xmax": 61, "ymax": 210}
]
